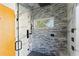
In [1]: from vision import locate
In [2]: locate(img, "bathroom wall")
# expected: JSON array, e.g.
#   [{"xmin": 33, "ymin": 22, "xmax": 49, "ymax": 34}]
[
  {"xmin": 30, "ymin": 4, "xmax": 67, "ymax": 55},
  {"xmin": 16, "ymin": 4, "xmax": 31, "ymax": 56},
  {"xmin": 75, "ymin": 4, "xmax": 79, "ymax": 56},
  {"xmin": 67, "ymin": 3, "xmax": 77, "ymax": 56}
]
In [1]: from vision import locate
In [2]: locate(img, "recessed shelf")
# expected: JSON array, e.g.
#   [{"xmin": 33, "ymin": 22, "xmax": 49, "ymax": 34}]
[
  {"xmin": 71, "ymin": 46, "xmax": 75, "ymax": 51},
  {"xmin": 71, "ymin": 28, "xmax": 75, "ymax": 33},
  {"xmin": 71, "ymin": 37, "xmax": 74, "ymax": 42}
]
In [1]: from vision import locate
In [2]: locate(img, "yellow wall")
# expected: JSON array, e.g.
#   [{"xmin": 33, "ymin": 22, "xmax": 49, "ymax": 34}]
[{"xmin": 0, "ymin": 4, "xmax": 15, "ymax": 56}]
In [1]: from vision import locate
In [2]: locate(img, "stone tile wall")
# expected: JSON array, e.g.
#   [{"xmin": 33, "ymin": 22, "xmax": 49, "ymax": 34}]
[{"xmin": 29, "ymin": 3, "xmax": 67, "ymax": 55}]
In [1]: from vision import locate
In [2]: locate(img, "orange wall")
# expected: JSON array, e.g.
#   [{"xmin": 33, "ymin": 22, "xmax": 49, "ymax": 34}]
[{"xmin": 0, "ymin": 4, "xmax": 15, "ymax": 56}]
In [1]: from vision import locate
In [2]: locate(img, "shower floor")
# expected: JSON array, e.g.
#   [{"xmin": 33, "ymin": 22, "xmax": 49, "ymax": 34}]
[{"xmin": 28, "ymin": 51, "xmax": 56, "ymax": 56}]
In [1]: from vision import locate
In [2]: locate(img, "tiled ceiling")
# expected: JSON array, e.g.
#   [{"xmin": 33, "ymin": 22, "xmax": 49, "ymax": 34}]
[
  {"xmin": 20, "ymin": 3, "xmax": 54, "ymax": 9},
  {"xmin": 20, "ymin": 3, "xmax": 40, "ymax": 9},
  {"xmin": 20, "ymin": 3, "xmax": 67, "ymax": 20},
  {"xmin": 20, "ymin": 3, "xmax": 67, "ymax": 10}
]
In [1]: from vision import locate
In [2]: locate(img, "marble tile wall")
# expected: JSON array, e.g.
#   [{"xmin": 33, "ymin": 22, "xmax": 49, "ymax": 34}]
[
  {"xmin": 29, "ymin": 3, "xmax": 68, "ymax": 55},
  {"xmin": 67, "ymin": 3, "xmax": 79, "ymax": 56},
  {"xmin": 16, "ymin": 4, "xmax": 32, "ymax": 56},
  {"xmin": 67, "ymin": 3, "xmax": 76, "ymax": 56}
]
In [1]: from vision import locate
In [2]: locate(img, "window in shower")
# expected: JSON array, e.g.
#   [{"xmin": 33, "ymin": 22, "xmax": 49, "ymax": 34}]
[{"xmin": 34, "ymin": 17, "xmax": 54, "ymax": 29}]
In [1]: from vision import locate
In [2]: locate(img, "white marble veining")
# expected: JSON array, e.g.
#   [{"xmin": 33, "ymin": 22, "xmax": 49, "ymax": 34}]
[{"xmin": 29, "ymin": 3, "xmax": 67, "ymax": 55}]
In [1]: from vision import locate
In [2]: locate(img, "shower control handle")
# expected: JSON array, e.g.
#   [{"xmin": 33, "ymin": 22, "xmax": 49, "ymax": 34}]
[{"xmin": 27, "ymin": 30, "xmax": 29, "ymax": 38}]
